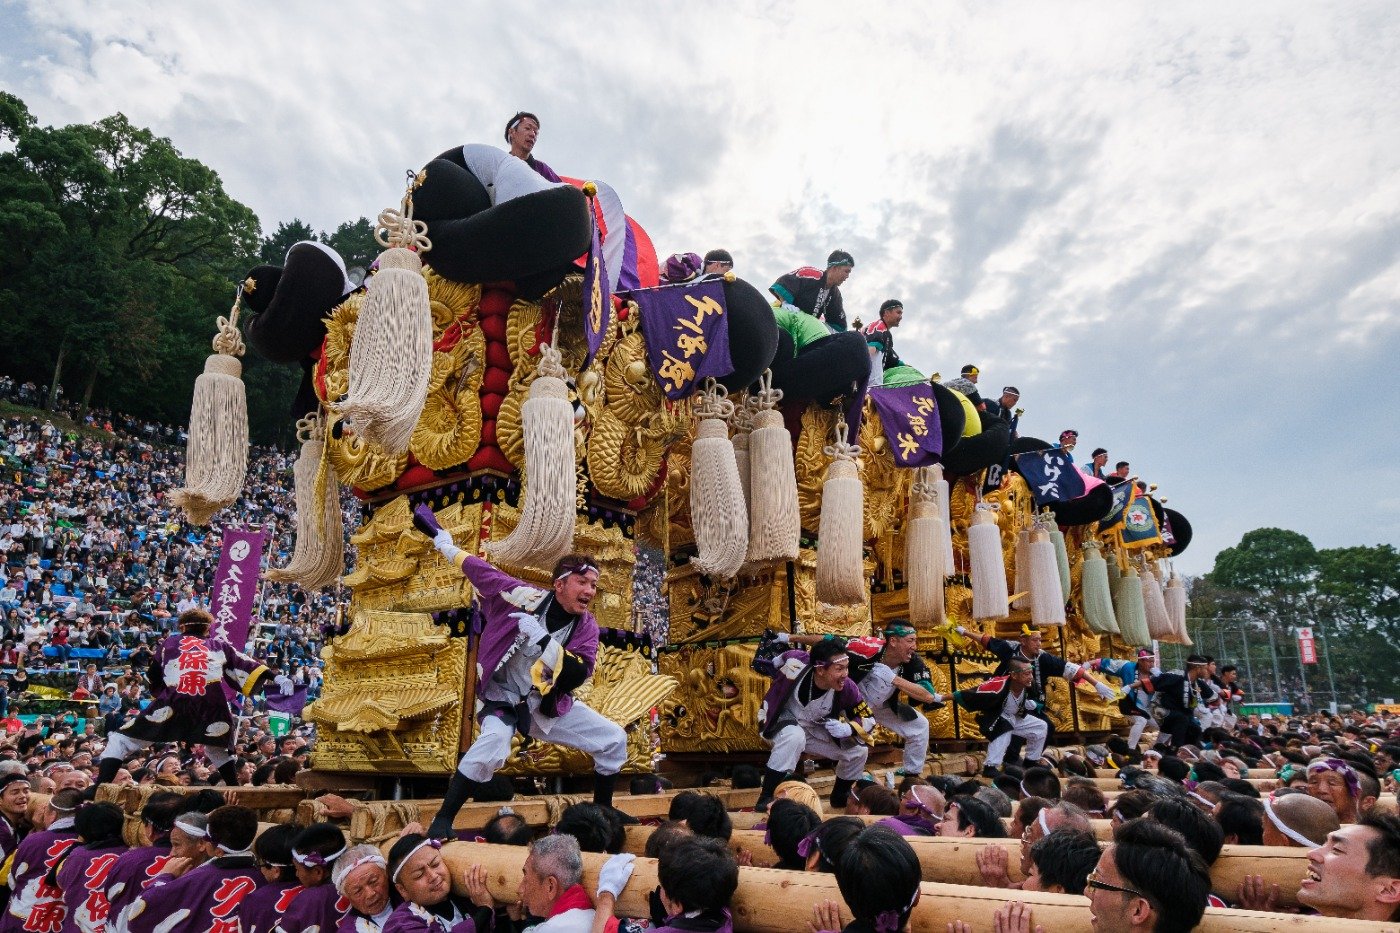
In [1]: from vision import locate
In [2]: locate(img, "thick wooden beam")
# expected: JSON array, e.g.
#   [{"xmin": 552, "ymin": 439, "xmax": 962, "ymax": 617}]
[{"xmin": 442, "ymin": 841, "xmax": 1386, "ymax": 932}]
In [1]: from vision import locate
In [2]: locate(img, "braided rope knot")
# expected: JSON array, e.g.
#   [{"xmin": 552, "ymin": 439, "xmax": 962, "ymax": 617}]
[
  {"xmin": 752, "ymin": 369, "xmax": 783, "ymax": 410},
  {"xmin": 374, "ymin": 205, "xmax": 431, "ymax": 252},
  {"xmin": 536, "ymin": 342, "xmax": 567, "ymax": 381},
  {"xmin": 692, "ymin": 378, "xmax": 734, "ymax": 421},
  {"xmin": 823, "ymin": 415, "xmax": 861, "ymax": 463}
]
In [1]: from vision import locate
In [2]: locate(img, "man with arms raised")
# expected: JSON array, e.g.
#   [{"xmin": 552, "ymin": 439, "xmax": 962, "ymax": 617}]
[{"xmin": 414, "ymin": 506, "xmax": 626, "ymax": 838}]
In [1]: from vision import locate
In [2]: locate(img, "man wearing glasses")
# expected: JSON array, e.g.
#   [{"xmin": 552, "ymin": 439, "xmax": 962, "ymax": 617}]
[
  {"xmin": 1086, "ymin": 819, "xmax": 1211, "ymax": 933},
  {"xmin": 413, "ymin": 506, "xmax": 627, "ymax": 838}
]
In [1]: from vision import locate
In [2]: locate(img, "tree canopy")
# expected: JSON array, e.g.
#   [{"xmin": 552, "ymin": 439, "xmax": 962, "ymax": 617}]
[{"xmin": 0, "ymin": 92, "xmax": 375, "ymax": 444}]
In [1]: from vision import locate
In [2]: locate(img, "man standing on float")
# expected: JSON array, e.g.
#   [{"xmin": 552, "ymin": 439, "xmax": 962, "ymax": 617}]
[{"xmin": 412, "ymin": 506, "xmax": 627, "ymax": 839}]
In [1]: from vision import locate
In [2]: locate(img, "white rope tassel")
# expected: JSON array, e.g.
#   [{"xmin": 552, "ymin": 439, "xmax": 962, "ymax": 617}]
[
  {"xmin": 1141, "ymin": 568, "xmax": 1171, "ymax": 642},
  {"xmin": 1080, "ymin": 542, "xmax": 1120, "ymax": 635},
  {"xmin": 1011, "ymin": 529, "xmax": 1031, "ymax": 610},
  {"xmin": 905, "ymin": 471, "xmax": 946, "ymax": 626},
  {"xmin": 731, "ymin": 404, "xmax": 752, "ymax": 527},
  {"xmin": 931, "ymin": 464, "xmax": 954, "ymax": 574},
  {"xmin": 1028, "ymin": 524, "xmax": 1066, "ymax": 625},
  {"xmin": 1113, "ymin": 565, "xmax": 1150, "ymax": 647},
  {"xmin": 173, "ymin": 289, "xmax": 250, "ymax": 526},
  {"xmin": 969, "ymin": 506, "xmax": 1009, "ymax": 620},
  {"xmin": 746, "ymin": 372, "xmax": 799, "ymax": 563},
  {"xmin": 267, "ymin": 415, "xmax": 344, "ymax": 590},
  {"xmin": 340, "ymin": 175, "xmax": 434, "ymax": 453},
  {"xmin": 815, "ymin": 416, "xmax": 866, "ymax": 606},
  {"xmin": 486, "ymin": 343, "xmax": 576, "ymax": 567},
  {"xmin": 1164, "ymin": 575, "xmax": 1191, "ymax": 645},
  {"xmin": 689, "ymin": 381, "xmax": 748, "ymax": 579}
]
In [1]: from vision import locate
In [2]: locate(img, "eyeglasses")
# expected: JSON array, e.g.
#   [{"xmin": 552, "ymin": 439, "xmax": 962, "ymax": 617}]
[{"xmin": 1085, "ymin": 870, "xmax": 1146, "ymax": 900}]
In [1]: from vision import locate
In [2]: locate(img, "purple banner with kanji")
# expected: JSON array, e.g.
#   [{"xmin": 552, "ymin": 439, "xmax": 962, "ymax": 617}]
[
  {"xmin": 627, "ymin": 278, "xmax": 733, "ymax": 399},
  {"xmin": 209, "ymin": 527, "xmax": 265, "ymax": 652},
  {"xmin": 582, "ymin": 208, "xmax": 611, "ymax": 366},
  {"xmin": 868, "ymin": 383, "xmax": 942, "ymax": 467}
]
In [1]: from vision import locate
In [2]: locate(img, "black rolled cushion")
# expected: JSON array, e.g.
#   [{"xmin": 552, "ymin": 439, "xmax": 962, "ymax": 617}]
[
  {"xmin": 422, "ymin": 184, "xmax": 591, "ymax": 288},
  {"xmin": 1164, "ymin": 508, "xmax": 1193, "ymax": 555},
  {"xmin": 1049, "ymin": 482, "xmax": 1114, "ymax": 526},
  {"xmin": 413, "ymin": 156, "xmax": 491, "ymax": 222},
  {"xmin": 717, "ymin": 277, "xmax": 778, "ymax": 393},
  {"xmin": 942, "ymin": 412, "xmax": 1011, "ymax": 477},
  {"xmin": 244, "ymin": 242, "xmax": 350, "ymax": 364},
  {"xmin": 769, "ymin": 329, "xmax": 869, "ymax": 405}
]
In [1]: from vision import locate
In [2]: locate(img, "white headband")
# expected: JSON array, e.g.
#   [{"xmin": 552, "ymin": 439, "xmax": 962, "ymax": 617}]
[
  {"xmin": 1188, "ymin": 791, "xmax": 1216, "ymax": 809},
  {"xmin": 337, "ymin": 852, "xmax": 388, "ymax": 892},
  {"xmin": 174, "ymin": 817, "xmax": 208, "ymax": 839},
  {"xmin": 217, "ymin": 843, "xmax": 252, "ymax": 855},
  {"xmin": 391, "ymin": 838, "xmax": 441, "ymax": 884},
  {"xmin": 1263, "ymin": 798, "xmax": 1321, "ymax": 848},
  {"xmin": 1038, "ymin": 808, "xmax": 1051, "ymax": 836}
]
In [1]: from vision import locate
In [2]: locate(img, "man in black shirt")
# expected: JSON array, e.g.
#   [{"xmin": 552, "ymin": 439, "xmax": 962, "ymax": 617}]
[{"xmin": 770, "ymin": 250, "xmax": 854, "ymax": 331}]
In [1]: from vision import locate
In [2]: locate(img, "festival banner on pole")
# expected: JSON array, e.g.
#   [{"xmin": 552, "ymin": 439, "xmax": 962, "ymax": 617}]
[
  {"xmin": 1121, "ymin": 491, "xmax": 1164, "ymax": 549},
  {"xmin": 868, "ymin": 383, "xmax": 942, "ymax": 467},
  {"xmin": 209, "ymin": 527, "xmax": 265, "ymax": 652},
  {"xmin": 1013, "ymin": 449, "xmax": 1088, "ymax": 505},
  {"xmin": 1100, "ymin": 481, "xmax": 1135, "ymax": 529},
  {"xmin": 627, "ymin": 279, "xmax": 733, "ymax": 399},
  {"xmin": 1298, "ymin": 628, "xmax": 1318, "ymax": 665},
  {"xmin": 581, "ymin": 207, "xmax": 611, "ymax": 367}
]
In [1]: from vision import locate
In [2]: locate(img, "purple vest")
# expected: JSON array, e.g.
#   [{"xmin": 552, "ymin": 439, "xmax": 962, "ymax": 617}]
[
  {"xmin": 241, "ymin": 881, "xmax": 301, "ymax": 933},
  {"xmin": 273, "ymin": 881, "xmax": 349, "ymax": 933},
  {"xmin": 103, "ymin": 841, "xmax": 173, "ymax": 927},
  {"xmin": 126, "ymin": 857, "xmax": 264, "ymax": 933},
  {"xmin": 1, "ymin": 826, "xmax": 77, "ymax": 933}
]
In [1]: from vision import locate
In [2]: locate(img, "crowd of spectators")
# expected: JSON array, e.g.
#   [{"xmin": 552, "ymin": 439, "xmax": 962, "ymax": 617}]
[{"xmin": 0, "ymin": 379, "xmax": 349, "ymax": 792}]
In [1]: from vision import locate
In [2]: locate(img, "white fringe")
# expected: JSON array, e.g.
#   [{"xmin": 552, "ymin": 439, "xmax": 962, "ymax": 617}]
[
  {"xmin": 267, "ymin": 416, "xmax": 343, "ymax": 590},
  {"xmin": 172, "ymin": 353, "xmax": 248, "ymax": 526},
  {"xmin": 969, "ymin": 507, "xmax": 1008, "ymax": 620}
]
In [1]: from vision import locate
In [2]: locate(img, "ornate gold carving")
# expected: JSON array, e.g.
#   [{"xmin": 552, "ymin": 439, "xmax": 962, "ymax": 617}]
[{"xmin": 658, "ymin": 643, "xmax": 769, "ymax": 753}]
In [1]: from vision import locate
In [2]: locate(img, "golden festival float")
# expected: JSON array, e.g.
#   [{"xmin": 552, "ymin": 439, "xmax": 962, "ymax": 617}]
[{"xmin": 171, "ymin": 146, "xmax": 1194, "ymax": 789}]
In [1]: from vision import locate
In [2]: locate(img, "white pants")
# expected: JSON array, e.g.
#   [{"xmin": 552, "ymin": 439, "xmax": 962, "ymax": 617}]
[
  {"xmin": 872, "ymin": 706, "xmax": 929, "ymax": 775},
  {"xmin": 458, "ymin": 699, "xmax": 627, "ymax": 782},
  {"xmin": 103, "ymin": 731, "xmax": 233, "ymax": 769},
  {"xmin": 766, "ymin": 723, "xmax": 869, "ymax": 781},
  {"xmin": 1127, "ymin": 714, "xmax": 1151, "ymax": 749},
  {"xmin": 985, "ymin": 715, "xmax": 1047, "ymax": 767}
]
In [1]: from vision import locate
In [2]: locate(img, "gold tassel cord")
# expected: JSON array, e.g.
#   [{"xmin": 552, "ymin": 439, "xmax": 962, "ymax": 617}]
[
  {"xmin": 172, "ymin": 283, "xmax": 251, "ymax": 526},
  {"xmin": 745, "ymin": 371, "xmax": 800, "ymax": 564},
  {"xmin": 340, "ymin": 171, "xmax": 434, "ymax": 454},
  {"xmin": 688, "ymin": 380, "xmax": 749, "ymax": 579},
  {"xmin": 815, "ymin": 415, "xmax": 866, "ymax": 607},
  {"xmin": 485, "ymin": 342, "xmax": 577, "ymax": 568},
  {"xmin": 266, "ymin": 413, "xmax": 344, "ymax": 591}
]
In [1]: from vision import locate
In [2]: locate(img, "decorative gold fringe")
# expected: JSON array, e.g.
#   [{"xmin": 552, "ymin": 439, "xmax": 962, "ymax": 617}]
[
  {"xmin": 486, "ymin": 344, "xmax": 576, "ymax": 568},
  {"xmin": 969, "ymin": 506, "xmax": 1008, "ymax": 620},
  {"xmin": 906, "ymin": 469, "xmax": 946, "ymax": 626},
  {"xmin": 340, "ymin": 174, "xmax": 434, "ymax": 453},
  {"xmin": 266, "ymin": 413, "xmax": 344, "ymax": 590},
  {"xmin": 688, "ymin": 381, "xmax": 748, "ymax": 579},
  {"xmin": 1080, "ymin": 542, "xmax": 1120, "ymax": 635},
  {"xmin": 815, "ymin": 415, "xmax": 866, "ymax": 606},
  {"xmin": 172, "ymin": 285, "xmax": 250, "ymax": 526},
  {"xmin": 745, "ymin": 373, "xmax": 799, "ymax": 564},
  {"xmin": 1028, "ymin": 520, "xmax": 1066, "ymax": 626}
]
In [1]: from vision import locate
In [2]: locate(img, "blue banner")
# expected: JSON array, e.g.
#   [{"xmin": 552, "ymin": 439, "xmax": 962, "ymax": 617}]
[{"xmin": 1013, "ymin": 449, "xmax": 1087, "ymax": 505}]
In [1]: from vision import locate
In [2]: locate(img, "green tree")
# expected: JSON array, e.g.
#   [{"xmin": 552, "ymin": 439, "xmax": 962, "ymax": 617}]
[
  {"xmin": 258, "ymin": 219, "xmax": 317, "ymax": 266},
  {"xmin": 322, "ymin": 217, "xmax": 378, "ymax": 273},
  {"xmin": 1317, "ymin": 545, "xmax": 1400, "ymax": 703}
]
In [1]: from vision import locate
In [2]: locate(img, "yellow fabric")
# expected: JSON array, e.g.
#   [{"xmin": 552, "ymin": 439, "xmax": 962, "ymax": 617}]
[
  {"xmin": 242, "ymin": 665, "xmax": 271, "ymax": 697},
  {"xmin": 946, "ymin": 388, "xmax": 981, "ymax": 438}
]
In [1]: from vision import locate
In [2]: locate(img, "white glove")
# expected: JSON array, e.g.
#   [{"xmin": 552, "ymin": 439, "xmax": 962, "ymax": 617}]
[
  {"xmin": 512, "ymin": 611, "xmax": 548, "ymax": 644},
  {"xmin": 1093, "ymin": 680, "xmax": 1116, "ymax": 701},
  {"xmin": 774, "ymin": 632, "xmax": 791, "ymax": 644},
  {"xmin": 433, "ymin": 528, "xmax": 454, "ymax": 551},
  {"xmin": 823, "ymin": 719, "xmax": 854, "ymax": 739},
  {"xmin": 955, "ymin": 626, "xmax": 968, "ymax": 636},
  {"xmin": 597, "ymin": 852, "xmax": 635, "ymax": 898}
]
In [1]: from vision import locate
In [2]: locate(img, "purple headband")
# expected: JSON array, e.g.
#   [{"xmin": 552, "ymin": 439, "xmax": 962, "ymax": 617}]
[
  {"xmin": 873, "ymin": 888, "xmax": 920, "ymax": 933},
  {"xmin": 661, "ymin": 252, "xmax": 703, "ymax": 284},
  {"xmin": 1308, "ymin": 758, "xmax": 1361, "ymax": 798},
  {"xmin": 796, "ymin": 830, "xmax": 818, "ymax": 860},
  {"xmin": 292, "ymin": 843, "xmax": 347, "ymax": 869}
]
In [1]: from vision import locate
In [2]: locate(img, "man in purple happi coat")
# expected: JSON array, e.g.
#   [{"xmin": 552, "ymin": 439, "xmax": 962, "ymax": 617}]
[
  {"xmin": 97, "ymin": 608, "xmax": 271, "ymax": 787},
  {"xmin": 752, "ymin": 639, "xmax": 874, "ymax": 813},
  {"xmin": 126, "ymin": 806, "xmax": 264, "ymax": 933},
  {"xmin": 1, "ymin": 789, "xmax": 79, "ymax": 933},
  {"xmin": 413, "ymin": 505, "xmax": 627, "ymax": 839}
]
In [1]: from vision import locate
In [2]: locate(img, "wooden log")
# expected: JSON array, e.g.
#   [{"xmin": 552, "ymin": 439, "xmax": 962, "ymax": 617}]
[
  {"xmin": 1092, "ymin": 768, "xmax": 1278, "ymax": 780},
  {"xmin": 698, "ymin": 831, "xmax": 1313, "ymax": 909},
  {"xmin": 94, "ymin": 783, "xmax": 307, "ymax": 812},
  {"xmin": 442, "ymin": 841, "xmax": 1387, "ymax": 933}
]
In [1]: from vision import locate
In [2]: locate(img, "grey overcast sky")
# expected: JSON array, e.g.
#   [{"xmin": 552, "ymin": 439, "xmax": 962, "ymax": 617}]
[{"xmin": 3, "ymin": 1, "xmax": 1398, "ymax": 575}]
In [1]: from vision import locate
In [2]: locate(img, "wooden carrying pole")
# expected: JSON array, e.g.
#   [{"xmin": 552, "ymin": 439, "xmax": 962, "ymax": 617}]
[
  {"xmin": 440, "ymin": 842, "xmax": 1390, "ymax": 933},
  {"xmin": 634, "ymin": 830, "xmax": 1314, "ymax": 910}
]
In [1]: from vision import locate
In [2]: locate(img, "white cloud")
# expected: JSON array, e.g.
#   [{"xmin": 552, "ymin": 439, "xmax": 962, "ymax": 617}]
[{"xmin": 2, "ymin": 0, "xmax": 1399, "ymax": 572}]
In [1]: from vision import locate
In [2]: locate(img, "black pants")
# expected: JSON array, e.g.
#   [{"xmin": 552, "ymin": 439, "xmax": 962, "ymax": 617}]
[{"xmin": 1160, "ymin": 710, "xmax": 1201, "ymax": 749}]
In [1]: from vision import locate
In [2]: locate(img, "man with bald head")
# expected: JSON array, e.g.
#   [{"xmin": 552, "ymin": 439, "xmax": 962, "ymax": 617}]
[{"xmin": 1264, "ymin": 792, "xmax": 1342, "ymax": 848}]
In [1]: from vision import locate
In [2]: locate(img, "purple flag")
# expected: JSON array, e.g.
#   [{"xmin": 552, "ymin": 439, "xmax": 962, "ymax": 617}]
[
  {"xmin": 626, "ymin": 278, "xmax": 733, "ymax": 399},
  {"xmin": 210, "ymin": 527, "xmax": 265, "ymax": 653},
  {"xmin": 868, "ymin": 383, "xmax": 942, "ymax": 467},
  {"xmin": 582, "ymin": 206, "xmax": 611, "ymax": 366},
  {"xmin": 266, "ymin": 684, "xmax": 308, "ymax": 717}
]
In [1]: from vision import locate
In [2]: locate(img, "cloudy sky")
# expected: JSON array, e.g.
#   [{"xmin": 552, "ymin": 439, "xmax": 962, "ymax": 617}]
[{"xmin": 3, "ymin": 1, "xmax": 1398, "ymax": 574}]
